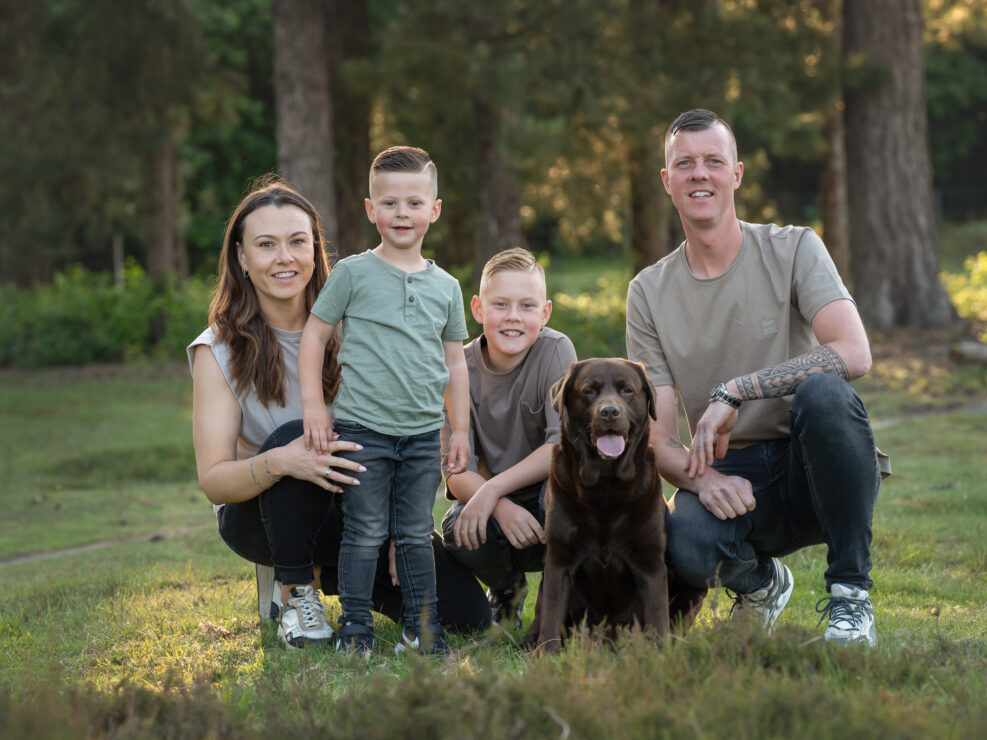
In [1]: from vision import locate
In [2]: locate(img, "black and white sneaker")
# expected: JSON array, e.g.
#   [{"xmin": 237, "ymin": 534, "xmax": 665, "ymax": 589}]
[
  {"xmin": 277, "ymin": 585, "xmax": 333, "ymax": 649},
  {"xmin": 335, "ymin": 621, "xmax": 375, "ymax": 656},
  {"xmin": 816, "ymin": 583, "xmax": 877, "ymax": 647},
  {"xmin": 487, "ymin": 577, "xmax": 528, "ymax": 631},
  {"xmin": 728, "ymin": 558, "xmax": 794, "ymax": 634},
  {"xmin": 394, "ymin": 627, "xmax": 451, "ymax": 657}
]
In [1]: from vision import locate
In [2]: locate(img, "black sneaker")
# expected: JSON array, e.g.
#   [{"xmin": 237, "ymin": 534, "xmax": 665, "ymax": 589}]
[
  {"xmin": 487, "ymin": 577, "xmax": 528, "ymax": 630},
  {"xmin": 335, "ymin": 621, "xmax": 374, "ymax": 656}
]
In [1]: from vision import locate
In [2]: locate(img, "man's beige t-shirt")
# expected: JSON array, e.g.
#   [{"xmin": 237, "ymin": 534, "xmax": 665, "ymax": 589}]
[{"xmin": 626, "ymin": 221, "xmax": 851, "ymax": 450}]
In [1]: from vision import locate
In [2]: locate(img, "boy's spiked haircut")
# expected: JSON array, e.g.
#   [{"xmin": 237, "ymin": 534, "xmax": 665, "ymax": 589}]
[
  {"xmin": 479, "ymin": 247, "xmax": 546, "ymax": 296},
  {"xmin": 369, "ymin": 145, "xmax": 438, "ymax": 198}
]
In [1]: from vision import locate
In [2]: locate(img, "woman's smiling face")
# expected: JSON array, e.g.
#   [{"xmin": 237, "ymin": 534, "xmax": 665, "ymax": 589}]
[{"xmin": 237, "ymin": 204, "xmax": 316, "ymax": 306}]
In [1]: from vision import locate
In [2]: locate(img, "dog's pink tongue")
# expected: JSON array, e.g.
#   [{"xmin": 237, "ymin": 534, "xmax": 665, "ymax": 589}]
[{"xmin": 595, "ymin": 434, "xmax": 626, "ymax": 457}]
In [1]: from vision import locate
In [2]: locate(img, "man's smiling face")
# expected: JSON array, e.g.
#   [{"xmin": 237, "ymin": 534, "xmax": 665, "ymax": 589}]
[{"xmin": 661, "ymin": 122, "xmax": 743, "ymax": 229}]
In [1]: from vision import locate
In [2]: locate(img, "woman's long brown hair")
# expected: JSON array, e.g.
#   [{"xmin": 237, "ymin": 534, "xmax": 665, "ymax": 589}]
[{"xmin": 207, "ymin": 177, "xmax": 340, "ymax": 406}]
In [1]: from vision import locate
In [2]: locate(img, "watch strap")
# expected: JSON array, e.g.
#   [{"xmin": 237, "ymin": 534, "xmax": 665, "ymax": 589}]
[{"xmin": 710, "ymin": 382, "xmax": 742, "ymax": 409}]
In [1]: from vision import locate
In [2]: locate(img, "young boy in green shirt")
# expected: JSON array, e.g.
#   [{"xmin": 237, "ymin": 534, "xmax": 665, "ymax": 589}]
[
  {"xmin": 441, "ymin": 248, "xmax": 577, "ymax": 628},
  {"xmin": 299, "ymin": 146, "xmax": 470, "ymax": 655}
]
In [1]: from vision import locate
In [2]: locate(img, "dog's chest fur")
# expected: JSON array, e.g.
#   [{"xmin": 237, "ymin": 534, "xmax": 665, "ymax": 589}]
[{"xmin": 546, "ymin": 445, "xmax": 665, "ymax": 609}]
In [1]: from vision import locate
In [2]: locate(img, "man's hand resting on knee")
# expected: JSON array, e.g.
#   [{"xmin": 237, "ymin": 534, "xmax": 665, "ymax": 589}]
[{"xmin": 696, "ymin": 468, "xmax": 756, "ymax": 521}]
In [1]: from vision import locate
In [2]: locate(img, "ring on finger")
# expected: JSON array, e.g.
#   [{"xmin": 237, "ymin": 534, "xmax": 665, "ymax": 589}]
[{"xmin": 324, "ymin": 467, "xmax": 333, "ymax": 479}]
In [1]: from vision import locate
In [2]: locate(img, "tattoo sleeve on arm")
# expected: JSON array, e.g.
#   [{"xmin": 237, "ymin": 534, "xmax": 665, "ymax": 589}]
[{"xmin": 735, "ymin": 344, "xmax": 849, "ymax": 400}]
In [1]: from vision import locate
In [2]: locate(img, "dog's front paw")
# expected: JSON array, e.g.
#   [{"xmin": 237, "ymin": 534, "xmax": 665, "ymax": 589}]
[
  {"xmin": 532, "ymin": 636, "xmax": 562, "ymax": 655},
  {"xmin": 521, "ymin": 626, "xmax": 540, "ymax": 651}
]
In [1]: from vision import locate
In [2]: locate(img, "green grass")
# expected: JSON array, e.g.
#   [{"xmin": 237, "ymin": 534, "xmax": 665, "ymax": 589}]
[{"xmin": 1, "ymin": 363, "xmax": 986, "ymax": 737}]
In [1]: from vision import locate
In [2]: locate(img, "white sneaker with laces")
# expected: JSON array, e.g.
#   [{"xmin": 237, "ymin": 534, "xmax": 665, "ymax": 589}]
[
  {"xmin": 728, "ymin": 558, "xmax": 794, "ymax": 634},
  {"xmin": 816, "ymin": 583, "xmax": 877, "ymax": 647},
  {"xmin": 277, "ymin": 585, "xmax": 333, "ymax": 649}
]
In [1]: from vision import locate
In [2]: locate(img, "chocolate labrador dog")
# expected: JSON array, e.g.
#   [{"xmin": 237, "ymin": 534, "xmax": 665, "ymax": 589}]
[{"xmin": 524, "ymin": 358, "xmax": 705, "ymax": 652}]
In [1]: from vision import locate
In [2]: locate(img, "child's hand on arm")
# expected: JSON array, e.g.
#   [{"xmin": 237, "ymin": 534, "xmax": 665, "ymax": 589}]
[
  {"xmin": 303, "ymin": 404, "xmax": 334, "ymax": 455},
  {"xmin": 299, "ymin": 314, "xmax": 338, "ymax": 454},
  {"xmin": 445, "ymin": 429, "xmax": 470, "ymax": 474},
  {"xmin": 442, "ymin": 340, "xmax": 471, "ymax": 474}
]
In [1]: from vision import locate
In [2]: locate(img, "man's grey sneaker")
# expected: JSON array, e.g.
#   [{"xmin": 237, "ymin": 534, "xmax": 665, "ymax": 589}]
[
  {"xmin": 394, "ymin": 628, "xmax": 452, "ymax": 657},
  {"xmin": 728, "ymin": 558, "xmax": 794, "ymax": 634},
  {"xmin": 335, "ymin": 621, "xmax": 375, "ymax": 655},
  {"xmin": 815, "ymin": 583, "xmax": 877, "ymax": 647},
  {"xmin": 277, "ymin": 585, "xmax": 333, "ymax": 649},
  {"xmin": 488, "ymin": 577, "xmax": 528, "ymax": 631}
]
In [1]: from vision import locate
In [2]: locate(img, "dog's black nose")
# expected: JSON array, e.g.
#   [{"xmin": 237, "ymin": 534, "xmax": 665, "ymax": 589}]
[{"xmin": 598, "ymin": 404, "xmax": 621, "ymax": 421}]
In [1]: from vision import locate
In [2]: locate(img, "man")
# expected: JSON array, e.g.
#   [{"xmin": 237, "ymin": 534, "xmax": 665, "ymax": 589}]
[{"xmin": 626, "ymin": 108, "xmax": 887, "ymax": 646}]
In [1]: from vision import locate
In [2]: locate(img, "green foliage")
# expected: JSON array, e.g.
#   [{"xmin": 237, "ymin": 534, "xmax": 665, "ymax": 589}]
[
  {"xmin": 942, "ymin": 251, "xmax": 987, "ymax": 341},
  {"xmin": 551, "ymin": 273, "xmax": 629, "ymax": 360},
  {"xmin": 0, "ymin": 262, "xmax": 211, "ymax": 367},
  {"xmin": 181, "ymin": 0, "xmax": 277, "ymax": 275}
]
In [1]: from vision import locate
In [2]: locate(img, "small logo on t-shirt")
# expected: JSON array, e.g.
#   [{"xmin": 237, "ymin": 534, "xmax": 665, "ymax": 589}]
[{"xmin": 760, "ymin": 317, "xmax": 777, "ymax": 337}]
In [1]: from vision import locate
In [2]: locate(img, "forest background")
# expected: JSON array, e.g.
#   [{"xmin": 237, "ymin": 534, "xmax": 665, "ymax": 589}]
[{"xmin": 2, "ymin": 0, "xmax": 987, "ymax": 366}]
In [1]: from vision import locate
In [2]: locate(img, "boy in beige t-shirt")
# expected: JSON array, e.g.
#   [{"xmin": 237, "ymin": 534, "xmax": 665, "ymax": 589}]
[{"xmin": 441, "ymin": 248, "xmax": 577, "ymax": 630}]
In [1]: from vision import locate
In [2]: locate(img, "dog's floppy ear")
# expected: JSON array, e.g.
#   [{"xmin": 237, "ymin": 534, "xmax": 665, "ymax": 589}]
[
  {"xmin": 550, "ymin": 360, "xmax": 583, "ymax": 418},
  {"xmin": 629, "ymin": 361, "xmax": 657, "ymax": 420}
]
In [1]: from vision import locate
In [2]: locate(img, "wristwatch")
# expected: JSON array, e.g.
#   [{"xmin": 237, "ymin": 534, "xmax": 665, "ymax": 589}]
[{"xmin": 709, "ymin": 382, "xmax": 742, "ymax": 409}]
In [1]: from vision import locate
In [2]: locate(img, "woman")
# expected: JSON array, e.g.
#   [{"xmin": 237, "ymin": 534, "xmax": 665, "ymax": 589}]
[{"xmin": 188, "ymin": 179, "xmax": 490, "ymax": 650}]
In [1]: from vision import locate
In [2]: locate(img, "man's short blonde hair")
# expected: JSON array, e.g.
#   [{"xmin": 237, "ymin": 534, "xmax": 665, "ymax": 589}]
[{"xmin": 479, "ymin": 248, "xmax": 546, "ymax": 296}]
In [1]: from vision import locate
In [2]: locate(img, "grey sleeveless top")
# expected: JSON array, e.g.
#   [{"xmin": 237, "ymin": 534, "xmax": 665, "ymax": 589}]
[{"xmin": 187, "ymin": 325, "xmax": 314, "ymax": 461}]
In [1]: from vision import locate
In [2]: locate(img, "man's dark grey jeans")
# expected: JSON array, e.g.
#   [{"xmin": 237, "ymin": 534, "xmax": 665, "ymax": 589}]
[{"xmin": 666, "ymin": 373, "xmax": 881, "ymax": 594}]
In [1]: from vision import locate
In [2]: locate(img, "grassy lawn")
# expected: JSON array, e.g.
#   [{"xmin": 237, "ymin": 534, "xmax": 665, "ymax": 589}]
[{"xmin": 1, "ymin": 354, "xmax": 985, "ymax": 737}]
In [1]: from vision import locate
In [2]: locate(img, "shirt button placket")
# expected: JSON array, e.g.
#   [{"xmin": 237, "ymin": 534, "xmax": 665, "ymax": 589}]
[{"xmin": 406, "ymin": 275, "xmax": 416, "ymax": 314}]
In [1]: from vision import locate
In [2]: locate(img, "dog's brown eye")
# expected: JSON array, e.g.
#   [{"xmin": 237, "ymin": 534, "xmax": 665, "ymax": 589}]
[
  {"xmin": 583, "ymin": 387, "xmax": 598, "ymax": 399},
  {"xmin": 619, "ymin": 386, "xmax": 634, "ymax": 397}
]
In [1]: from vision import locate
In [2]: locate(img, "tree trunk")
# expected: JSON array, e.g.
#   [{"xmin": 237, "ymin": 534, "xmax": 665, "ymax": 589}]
[
  {"xmin": 473, "ymin": 98, "xmax": 525, "ymax": 275},
  {"xmin": 819, "ymin": 102, "xmax": 849, "ymax": 280},
  {"xmin": 629, "ymin": 127, "xmax": 671, "ymax": 274},
  {"xmin": 272, "ymin": 0, "xmax": 337, "ymax": 241},
  {"xmin": 144, "ymin": 134, "xmax": 184, "ymax": 280},
  {"xmin": 843, "ymin": 0, "xmax": 956, "ymax": 327},
  {"xmin": 327, "ymin": 0, "xmax": 372, "ymax": 258},
  {"xmin": 818, "ymin": 0, "xmax": 849, "ymax": 281}
]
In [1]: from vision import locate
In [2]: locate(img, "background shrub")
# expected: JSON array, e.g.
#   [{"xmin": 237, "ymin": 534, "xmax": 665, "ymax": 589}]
[
  {"xmin": 0, "ymin": 261, "xmax": 211, "ymax": 367},
  {"xmin": 941, "ymin": 251, "xmax": 987, "ymax": 341},
  {"xmin": 3, "ymin": 247, "xmax": 986, "ymax": 368},
  {"xmin": 551, "ymin": 273, "xmax": 628, "ymax": 359}
]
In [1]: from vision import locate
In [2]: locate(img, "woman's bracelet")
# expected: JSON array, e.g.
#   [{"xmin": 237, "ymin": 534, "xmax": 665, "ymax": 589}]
[
  {"xmin": 249, "ymin": 457, "xmax": 263, "ymax": 488},
  {"xmin": 264, "ymin": 454, "xmax": 281, "ymax": 486}
]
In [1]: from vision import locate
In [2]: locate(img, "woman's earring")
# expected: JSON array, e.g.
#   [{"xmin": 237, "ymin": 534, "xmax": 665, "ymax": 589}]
[{"xmin": 242, "ymin": 267, "xmax": 249, "ymax": 278}]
